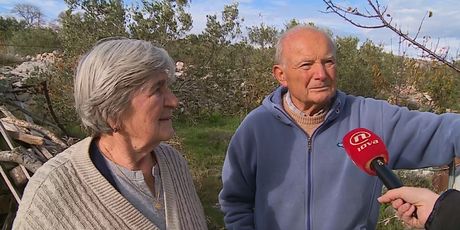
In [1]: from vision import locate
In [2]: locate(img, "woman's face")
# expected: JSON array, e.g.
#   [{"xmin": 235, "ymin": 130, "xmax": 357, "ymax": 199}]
[{"xmin": 119, "ymin": 73, "xmax": 178, "ymax": 151}]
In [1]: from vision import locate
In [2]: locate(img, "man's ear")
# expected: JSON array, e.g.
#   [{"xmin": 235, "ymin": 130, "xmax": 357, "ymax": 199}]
[{"xmin": 273, "ymin": 64, "xmax": 288, "ymax": 87}]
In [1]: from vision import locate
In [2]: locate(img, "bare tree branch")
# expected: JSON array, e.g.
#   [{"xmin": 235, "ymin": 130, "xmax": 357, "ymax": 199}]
[
  {"xmin": 11, "ymin": 3, "xmax": 44, "ymax": 27},
  {"xmin": 322, "ymin": 0, "xmax": 460, "ymax": 73},
  {"xmin": 0, "ymin": 166, "xmax": 20, "ymax": 203},
  {"xmin": 414, "ymin": 12, "xmax": 428, "ymax": 41},
  {"xmin": 321, "ymin": 1, "xmax": 385, "ymax": 28},
  {"xmin": 0, "ymin": 118, "xmax": 31, "ymax": 179},
  {"xmin": 41, "ymin": 81, "xmax": 69, "ymax": 136}
]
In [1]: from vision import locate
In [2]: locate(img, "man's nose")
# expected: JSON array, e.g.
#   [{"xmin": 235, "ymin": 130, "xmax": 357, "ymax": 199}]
[{"xmin": 312, "ymin": 63, "xmax": 327, "ymax": 80}]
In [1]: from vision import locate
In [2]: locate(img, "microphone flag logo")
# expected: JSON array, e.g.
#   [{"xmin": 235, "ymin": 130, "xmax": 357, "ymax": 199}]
[
  {"xmin": 349, "ymin": 131, "xmax": 371, "ymax": 146},
  {"xmin": 342, "ymin": 128, "xmax": 389, "ymax": 175}
]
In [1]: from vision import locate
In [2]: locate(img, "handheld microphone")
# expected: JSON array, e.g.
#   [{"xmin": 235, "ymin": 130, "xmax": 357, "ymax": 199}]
[
  {"xmin": 343, "ymin": 128, "xmax": 417, "ymax": 218},
  {"xmin": 342, "ymin": 128, "xmax": 403, "ymax": 189}
]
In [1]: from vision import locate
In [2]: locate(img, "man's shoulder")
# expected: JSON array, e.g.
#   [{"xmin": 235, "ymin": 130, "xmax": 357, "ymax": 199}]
[
  {"xmin": 244, "ymin": 104, "xmax": 275, "ymax": 123},
  {"xmin": 339, "ymin": 92, "xmax": 389, "ymax": 110}
]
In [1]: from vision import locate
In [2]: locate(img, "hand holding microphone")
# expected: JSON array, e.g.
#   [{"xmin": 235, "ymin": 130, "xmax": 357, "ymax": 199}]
[{"xmin": 342, "ymin": 128, "xmax": 418, "ymax": 220}]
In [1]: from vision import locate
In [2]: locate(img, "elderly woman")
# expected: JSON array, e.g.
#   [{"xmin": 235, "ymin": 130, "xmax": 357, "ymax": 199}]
[{"xmin": 13, "ymin": 38, "xmax": 207, "ymax": 229}]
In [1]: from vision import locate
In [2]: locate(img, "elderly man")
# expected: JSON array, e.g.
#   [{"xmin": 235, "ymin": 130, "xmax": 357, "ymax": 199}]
[{"xmin": 219, "ymin": 25, "xmax": 460, "ymax": 230}]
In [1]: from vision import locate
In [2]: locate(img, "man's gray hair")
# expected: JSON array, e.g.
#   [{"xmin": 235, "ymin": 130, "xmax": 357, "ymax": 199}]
[
  {"xmin": 74, "ymin": 37, "xmax": 175, "ymax": 134},
  {"xmin": 274, "ymin": 25, "xmax": 336, "ymax": 65}
]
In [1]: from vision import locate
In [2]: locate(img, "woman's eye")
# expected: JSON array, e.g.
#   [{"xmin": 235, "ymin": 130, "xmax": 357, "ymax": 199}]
[{"xmin": 149, "ymin": 87, "xmax": 160, "ymax": 96}]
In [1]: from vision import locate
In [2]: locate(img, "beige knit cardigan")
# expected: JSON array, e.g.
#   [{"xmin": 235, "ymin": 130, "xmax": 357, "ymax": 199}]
[{"xmin": 13, "ymin": 137, "xmax": 208, "ymax": 230}]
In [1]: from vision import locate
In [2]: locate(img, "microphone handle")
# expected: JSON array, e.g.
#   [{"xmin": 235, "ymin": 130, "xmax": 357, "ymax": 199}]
[
  {"xmin": 370, "ymin": 158, "xmax": 403, "ymax": 189},
  {"xmin": 370, "ymin": 158, "xmax": 418, "ymax": 218}
]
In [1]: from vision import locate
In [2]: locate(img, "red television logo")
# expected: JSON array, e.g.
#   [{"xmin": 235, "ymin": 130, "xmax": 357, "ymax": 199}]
[{"xmin": 349, "ymin": 131, "xmax": 371, "ymax": 146}]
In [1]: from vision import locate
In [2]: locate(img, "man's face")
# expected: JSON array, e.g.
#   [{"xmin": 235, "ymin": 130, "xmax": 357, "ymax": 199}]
[{"xmin": 273, "ymin": 29, "xmax": 337, "ymax": 114}]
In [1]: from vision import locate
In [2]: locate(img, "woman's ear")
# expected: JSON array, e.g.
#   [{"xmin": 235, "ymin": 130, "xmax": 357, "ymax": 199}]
[
  {"xmin": 107, "ymin": 118, "xmax": 120, "ymax": 133},
  {"xmin": 273, "ymin": 64, "xmax": 288, "ymax": 87}
]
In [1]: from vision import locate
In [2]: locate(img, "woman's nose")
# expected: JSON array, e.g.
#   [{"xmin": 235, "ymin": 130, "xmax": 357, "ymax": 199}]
[{"xmin": 166, "ymin": 89, "xmax": 179, "ymax": 108}]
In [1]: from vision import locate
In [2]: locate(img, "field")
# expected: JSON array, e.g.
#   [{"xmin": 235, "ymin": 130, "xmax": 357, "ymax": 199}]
[{"xmin": 173, "ymin": 115, "xmax": 242, "ymax": 229}]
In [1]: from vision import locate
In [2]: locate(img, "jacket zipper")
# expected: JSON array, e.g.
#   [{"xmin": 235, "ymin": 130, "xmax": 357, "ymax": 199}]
[
  {"xmin": 273, "ymin": 103, "xmax": 338, "ymax": 230},
  {"xmin": 307, "ymin": 136, "xmax": 313, "ymax": 230}
]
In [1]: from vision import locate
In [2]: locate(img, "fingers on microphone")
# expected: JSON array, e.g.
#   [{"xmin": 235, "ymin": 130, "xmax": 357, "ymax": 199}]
[
  {"xmin": 396, "ymin": 202, "xmax": 412, "ymax": 218},
  {"xmin": 400, "ymin": 205, "xmax": 421, "ymax": 229},
  {"xmin": 391, "ymin": 198, "xmax": 404, "ymax": 209},
  {"xmin": 401, "ymin": 204, "xmax": 416, "ymax": 219}
]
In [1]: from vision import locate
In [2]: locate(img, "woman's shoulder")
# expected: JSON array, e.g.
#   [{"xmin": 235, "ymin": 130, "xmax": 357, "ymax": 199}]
[
  {"xmin": 22, "ymin": 137, "xmax": 92, "ymax": 197},
  {"xmin": 16, "ymin": 141, "xmax": 86, "ymax": 220},
  {"xmin": 154, "ymin": 143, "xmax": 193, "ymax": 180},
  {"xmin": 27, "ymin": 147, "xmax": 74, "ymax": 186},
  {"xmin": 155, "ymin": 142, "xmax": 185, "ymax": 161}
]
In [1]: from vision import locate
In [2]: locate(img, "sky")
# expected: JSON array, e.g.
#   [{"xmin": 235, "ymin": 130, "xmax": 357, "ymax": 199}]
[{"xmin": 1, "ymin": 0, "xmax": 459, "ymax": 60}]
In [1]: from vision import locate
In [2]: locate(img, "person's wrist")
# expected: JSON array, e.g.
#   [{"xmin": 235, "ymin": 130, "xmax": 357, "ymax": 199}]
[{"xmin": 424, "ymin": 189, "xmax": 455, "ymax": 229}]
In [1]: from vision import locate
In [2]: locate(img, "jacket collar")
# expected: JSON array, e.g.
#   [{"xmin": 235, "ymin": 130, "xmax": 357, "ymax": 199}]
[{"xmin": 263, "ymin": 86, "xmax": 346, "ymax": 125}]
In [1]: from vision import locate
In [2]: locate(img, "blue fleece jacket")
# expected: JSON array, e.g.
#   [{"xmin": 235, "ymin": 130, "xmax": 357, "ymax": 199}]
[{"xmin": 219, "ymin": 86, "xmax": 460, "ymax": 230}]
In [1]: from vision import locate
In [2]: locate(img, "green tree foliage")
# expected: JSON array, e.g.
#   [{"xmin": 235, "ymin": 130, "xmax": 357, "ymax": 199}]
[
  {"xmin": 202, "ymin": 3, "xmax": 243, "ymax": 46},
  {"xmin": 129, "ymin": 0, "xmax": 192, "ymax": 46},
  {"xmin": 171, "ymin": 36, "xmax": 245, "ymax": 116},
  {"xmin": 168, "ymin": 3, "xmax": 276, "ymax": 118},
  {"xmin": 247, "ymin": 23, "xmax": 278, "ymax": 48},
  {"xmin": 59, "ymin": 0, "xmax": 128, "ymax": 57},
  {"xmin": 7, "ymin": 0, "xmax": 458, "ymax": 125},
  {"xmin": 8, "ymin": 28, "xmax": 61, "ymax": 55},
  {"xmin": 0, "ymin": 16, "xmax": 27, "ymax": 43},
  {"xmin": 2, "ymin": 5, "xmax": 59, "ymax": 57},
  {"xmin": 336, "ymin": 36, "xmax": 373, "ymax": 96},
  {"xmin": 336, "ymin": 37, "xmax": 396, "ymax": 99},
  {"xmin": 416, "ymin": 63, "xmax": 460, "ymax": 112},
  {"xmin": 284, "ymin": 18, "xmax": 300, "ymax": 30}
]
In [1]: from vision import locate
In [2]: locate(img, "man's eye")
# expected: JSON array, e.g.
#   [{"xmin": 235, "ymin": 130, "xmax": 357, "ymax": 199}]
[
  {"xmin": 325, "ymin": 60, "xmax": 335, "ymax": 67},
  {"xmin": 300, "ymin": 63, "xmax": 313, "ymax": 69}
]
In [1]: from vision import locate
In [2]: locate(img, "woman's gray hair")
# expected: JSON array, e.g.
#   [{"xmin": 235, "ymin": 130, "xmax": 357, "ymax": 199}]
[
  {"xmin": 74, "ymin": 37, "xmax": 175, "ymax": 134},
  {"xmin": 274, "ymin": 25, "xmax": 336, "ymax": 65}
]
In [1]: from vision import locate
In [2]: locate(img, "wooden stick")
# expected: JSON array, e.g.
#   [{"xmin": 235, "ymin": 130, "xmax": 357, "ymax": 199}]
[
  {"xmin": 38, "ymin": 146, "xmax": 53, "ymax": 159},
  {"xmin": 0, "ymin": 166, "xmax": 20, "ymax": 203},
  {"xmin": 2, "ymin": 117, "xmax": 67, "ymax": 149},
  {"xmin": 0, "ymin": 106, "xmax": 15, "ymax": 119},
  {"xmin": 0, "ymin": 148, "xmax": 43, "ymax": 173},
  {"xmin": 0, "ymin": 101, "xmax": 60, "ymax": 130},
  {"xmin": 7, "ymin": 130, "xmax": 44, "ymax": 145},
  {"xmin": 0, "ymin": 121, "xmax": 31, "ymax": 179},
  {"xmin": 0, "ymin": 121, "xmax": 15, "ymax": 150}
]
